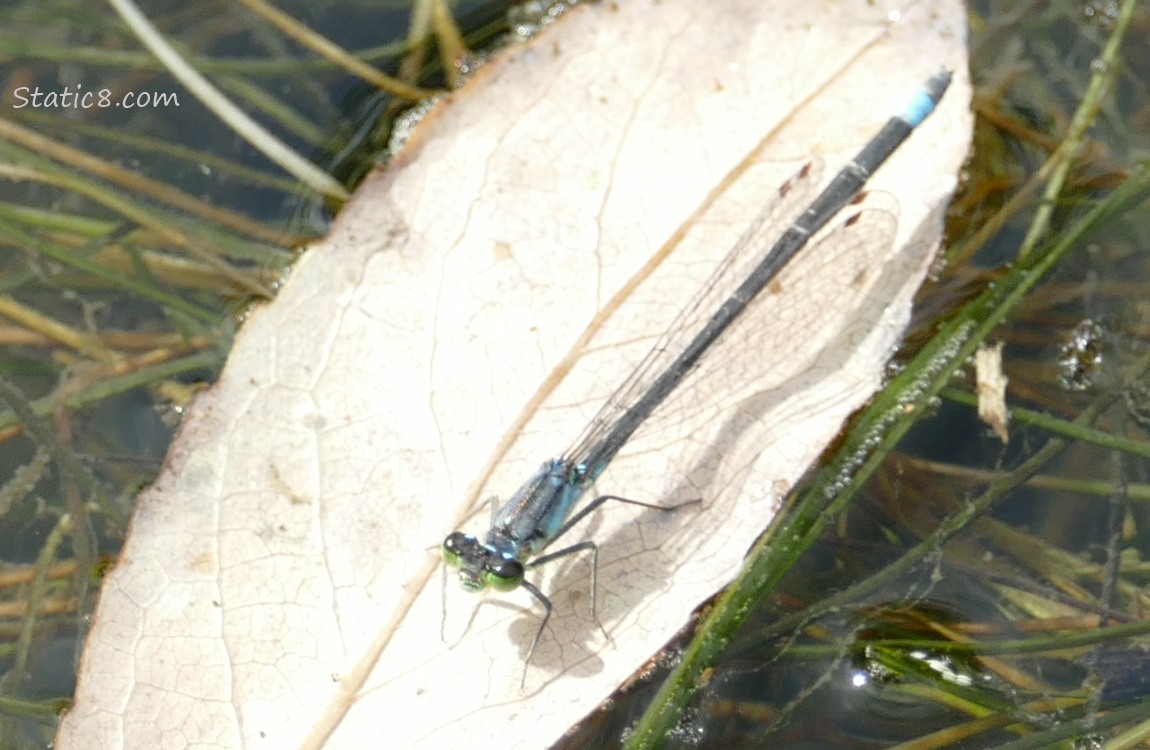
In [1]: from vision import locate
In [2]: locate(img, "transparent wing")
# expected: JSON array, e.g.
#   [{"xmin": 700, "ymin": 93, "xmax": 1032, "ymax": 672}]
[
  {"xmin": 560, "ymin": 162, "xmax": 829, "ymax": 467},
  {"xmin": 593, "ymin": 203, "xmax": 900, "ymax": 510}
]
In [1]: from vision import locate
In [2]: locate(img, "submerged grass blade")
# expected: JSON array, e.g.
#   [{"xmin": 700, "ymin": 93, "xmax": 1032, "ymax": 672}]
[{"xmin": 105, "ymin": 0, "xmax": 350, "ymax": 200}]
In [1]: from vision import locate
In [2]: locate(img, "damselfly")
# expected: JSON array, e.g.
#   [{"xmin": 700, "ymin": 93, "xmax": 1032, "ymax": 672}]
[{"xmin": 443, "ymin": 70, "xmax": 952, "ymax": 669}]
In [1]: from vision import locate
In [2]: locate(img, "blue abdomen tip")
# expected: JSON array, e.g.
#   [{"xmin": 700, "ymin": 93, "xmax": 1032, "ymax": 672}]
[{"xmin": 902, "ymin": 70, "xmax": 952, "ymax": 126}]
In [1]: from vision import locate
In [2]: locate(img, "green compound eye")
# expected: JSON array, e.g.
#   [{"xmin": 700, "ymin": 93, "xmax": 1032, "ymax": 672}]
[
  {"xmin": 483, "ymin": 559, "xmax": 523, "ymax": 591},
  {"xmin": 444, "ymin": 532, "xmax": 491, "ymax": 592},
  {"xmin": 442, "ymin": 531, "xmax": 471, "ymax": 568}
]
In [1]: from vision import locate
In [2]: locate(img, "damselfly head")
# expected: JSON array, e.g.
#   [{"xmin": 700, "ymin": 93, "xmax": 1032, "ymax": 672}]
[{"xmin": 443, "ymin": 531, "xmax": 525, "ymax": 593}]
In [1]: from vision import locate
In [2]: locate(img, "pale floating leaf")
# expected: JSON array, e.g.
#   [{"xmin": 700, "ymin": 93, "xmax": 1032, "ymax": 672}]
[{"xmin": 57, "ymin": 1, "xmax": 972, "ymax": 748}]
